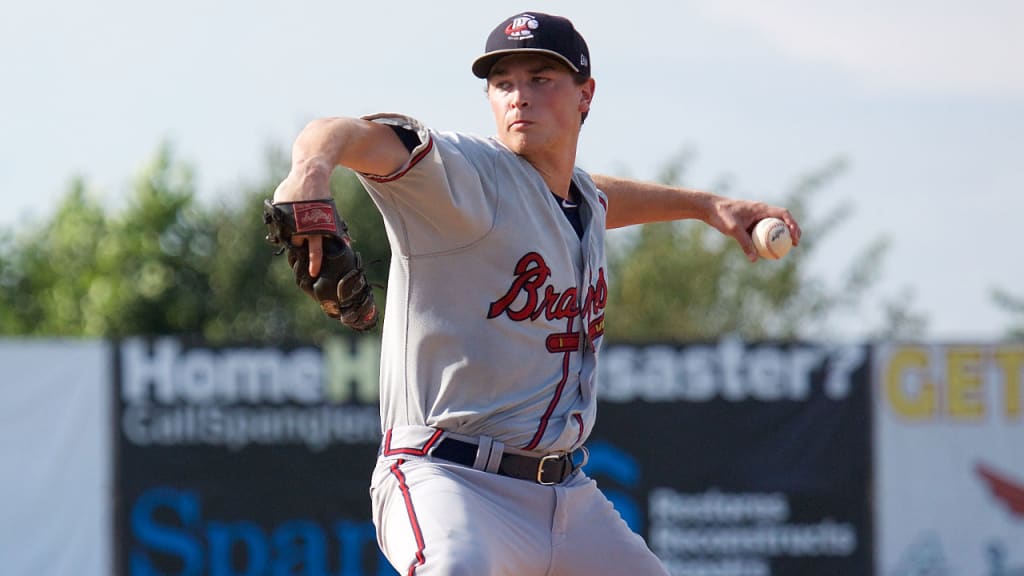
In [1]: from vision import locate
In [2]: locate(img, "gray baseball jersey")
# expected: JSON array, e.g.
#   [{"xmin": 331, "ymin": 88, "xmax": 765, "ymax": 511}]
[
  {"xmin": 356, "ymin": 113, "xmax": 606, "ymax": 454},
  {"xmin": 355, "ymin": 113, "xmax": 667, "ymax": 575}
]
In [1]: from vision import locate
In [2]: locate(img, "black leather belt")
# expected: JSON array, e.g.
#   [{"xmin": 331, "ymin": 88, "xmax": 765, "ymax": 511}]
[{"xmin": 431, "ymin": 438, "xmax": 580, "ymax": 485}]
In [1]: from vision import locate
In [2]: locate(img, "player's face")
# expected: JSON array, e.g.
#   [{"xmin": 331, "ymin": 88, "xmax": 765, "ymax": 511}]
[{"xmin": 487, "ymin": 55, "xmax": 594, "ymax": 160}]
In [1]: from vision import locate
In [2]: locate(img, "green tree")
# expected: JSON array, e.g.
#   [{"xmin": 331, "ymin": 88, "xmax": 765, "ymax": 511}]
[
  {"xmin": 992, "ymin": 288, "xmax": 1024, "ymax": 339},
  {"xmin": 101, "ymin": 145, "xmax": 218, "ymax": 336},
  {"xmin": 0, "ymin": 144, "xmax": 219, "ymax": 337},
  {"xmin": 0, "ymin": 178, "xmax": 109, "ymax": 335},
  {"xmin": 0, "ymin": 143, "xmax": 393, "ymax": 343},
  {"xmin": 605, "ymin": 154, "xmax": 925, "ymax": 342}
]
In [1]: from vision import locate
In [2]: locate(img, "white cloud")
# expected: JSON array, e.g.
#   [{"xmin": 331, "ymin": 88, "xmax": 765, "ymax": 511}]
[{"xmin": 700, "ymin": 0, "xmax": 1024, "ymax": 97}]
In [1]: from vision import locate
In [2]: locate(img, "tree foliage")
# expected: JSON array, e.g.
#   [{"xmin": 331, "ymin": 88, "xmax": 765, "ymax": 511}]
[
  {"xmin": 0, "ymin": 143, "xmax": 388, "ymax": 343},
  {"xmin": 1, "ymin": 178, "xmax": 110, "ymax": 335},
  {"xmin": 605, "ymin": 154, "xmax": 924, "ymax": 342},
  {"xmin": 0, "ymin": 142, "xmax": 925, "ymax": 342},
  {"xmin": 992, "ymin": 288, "xmax": 1024, "ymax": 339}
]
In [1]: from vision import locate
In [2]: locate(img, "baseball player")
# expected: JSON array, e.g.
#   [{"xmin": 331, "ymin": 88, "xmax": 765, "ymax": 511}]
[{"xmin": 270, "ymin": 11, "xmax": 801, "ymax": 575}]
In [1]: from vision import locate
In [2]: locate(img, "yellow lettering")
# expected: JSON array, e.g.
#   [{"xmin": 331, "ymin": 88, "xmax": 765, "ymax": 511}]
[
  {"xmin": 886, "ymin": 347, "xmax": 936, "ymax": 419},
  {"xmin": 947, "ymin": 347, "xmax": 984, "ymax": 420},
  {"xmin": 994, "ymin": 346, "xmax": 1024, "ymax": 419}
]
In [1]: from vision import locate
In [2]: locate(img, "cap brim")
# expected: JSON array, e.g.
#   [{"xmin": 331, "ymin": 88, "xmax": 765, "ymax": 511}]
[{"xmin": 471, "ymin": 48, "xmax": 581, "ymax": 79}]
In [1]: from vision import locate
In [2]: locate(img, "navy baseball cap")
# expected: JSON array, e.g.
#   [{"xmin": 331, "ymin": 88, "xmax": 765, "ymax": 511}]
[{"xmin": 472, "ymin": 12, "xmax": 590, "ymax": 79}]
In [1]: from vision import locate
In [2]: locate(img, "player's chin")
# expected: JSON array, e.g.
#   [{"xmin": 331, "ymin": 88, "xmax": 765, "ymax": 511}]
[
  {"xmin": 500, "ymin": 133, "xmax": 540, "ymax": 157},
  {"xmin": 500, "ymin": 134, "xmax": 528, "ymax": 154}
]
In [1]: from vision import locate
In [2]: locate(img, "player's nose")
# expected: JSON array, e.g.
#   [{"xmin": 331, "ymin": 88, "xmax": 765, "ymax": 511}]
[{"xmin": 508, "ymin": 85, "xmax": 530, "ymax": 109}]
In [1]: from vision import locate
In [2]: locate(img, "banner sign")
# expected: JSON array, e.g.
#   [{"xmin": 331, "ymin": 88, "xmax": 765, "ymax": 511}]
[
  {"xmin": 875, "ymin": 342, "xmax": 1024, "ymax": 575},
  {"xmin": 114, "ymin": 337, "xmax": 396, "ymax": 576},
  {"xmin": 113, "ymin": 337, "xmax": 875, "ymax": 576},
  {"xmin": 593, "ymin": 338, "xmax": 874, "ymax": 576},
  {"xmin": 1, "ymin": 340, "xmax": 112, "ymax": 576}
]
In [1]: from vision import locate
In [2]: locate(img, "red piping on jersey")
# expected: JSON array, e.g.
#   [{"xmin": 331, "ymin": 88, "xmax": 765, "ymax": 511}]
[
  {"xmin": 390, "ymin": 460, "xmax": 427, "ymax": 576},
  {"xmin": 382, "ymin": 428, "xmax": 444, "ymax": 457},
  {"xmin": 573, "ymin": 413, "xmax": 585, "ymax": 445},
  {"xmin": 525, "ymin": 317, "xmax": 575, "ymax": 450},
  {"xmin": 363, "ymin": 136, "xmax": 434, "ymax": 183}
]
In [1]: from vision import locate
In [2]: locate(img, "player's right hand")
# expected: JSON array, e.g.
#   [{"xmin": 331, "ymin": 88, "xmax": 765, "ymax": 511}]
[{"xmin": 708, "ymin": 198, "xmax": 801, "ymax": 263}]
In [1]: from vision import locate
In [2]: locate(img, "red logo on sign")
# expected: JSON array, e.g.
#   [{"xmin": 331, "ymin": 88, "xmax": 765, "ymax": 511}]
[{"xmin": 977, "ymin": 462, "xmax": 1024, "ymax": 518}]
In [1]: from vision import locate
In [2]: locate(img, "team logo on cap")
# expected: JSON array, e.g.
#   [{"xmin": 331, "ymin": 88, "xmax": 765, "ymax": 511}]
[{"xmin": 505, "ymin": 14, "xmax": 539, "ymax": 39}]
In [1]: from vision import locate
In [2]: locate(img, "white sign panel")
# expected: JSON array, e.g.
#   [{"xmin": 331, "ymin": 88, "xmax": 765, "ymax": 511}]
[
  {"xmin": 875, "ymin": 342, "xmax": 1024, "ymax": 575},
  {"xmin": 0, "ymin": 339, "xmax": 112, "ymax": 576}
]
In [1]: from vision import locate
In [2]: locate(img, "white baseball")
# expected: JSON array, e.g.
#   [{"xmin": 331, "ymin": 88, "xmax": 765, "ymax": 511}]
[{"xmin": 751, "ymin": 217, "xmax": 793, "ymax": 260}]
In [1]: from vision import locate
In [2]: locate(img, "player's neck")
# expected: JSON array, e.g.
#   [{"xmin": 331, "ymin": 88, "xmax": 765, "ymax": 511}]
[{"xmin": 524, "ymin": 147, "xmax": 578, "ymax": 200}]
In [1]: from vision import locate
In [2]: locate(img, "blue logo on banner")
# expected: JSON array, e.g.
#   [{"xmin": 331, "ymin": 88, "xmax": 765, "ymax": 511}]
[
  {"xmin": 129, "ymin": 487, "xmax": 397, "ymax": 576},
  {"xmin": 584, "ymin": 441, "xmax": 642, "ymax": 532}
]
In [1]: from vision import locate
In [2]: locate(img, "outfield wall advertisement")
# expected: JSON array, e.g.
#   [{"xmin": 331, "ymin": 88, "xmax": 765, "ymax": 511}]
[
  {"xmin": 114, "ymin": 337, "xmax": 396, "ymax": 576},
  {"xmin": 0, "ymin": 340, "xmax": 112, "ymax": 576},
  {"xmin": 594, "ymin": 339, "xmax": 874, "ymax": 576},
  {"xmin": 113, "ymin": 337, "xmax": 876, "ymax": 576},
  {"xmin": 5, "ymin": 336, "xmax": 1023, "ymax": 576},
  {"xmin": 875, "ymin": 342, "xmax": 1024, "ymax": 576}
]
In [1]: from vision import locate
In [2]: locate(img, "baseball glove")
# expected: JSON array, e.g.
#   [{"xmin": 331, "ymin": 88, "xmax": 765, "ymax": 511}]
[{"xmin": 263, "ymin": 198, "xmax": 378, "ymax": 331}]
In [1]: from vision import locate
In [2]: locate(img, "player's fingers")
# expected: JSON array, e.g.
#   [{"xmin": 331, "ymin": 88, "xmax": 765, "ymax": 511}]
[
  {"xmin": 777, "ymin": 212, "xmax": 802, "ymax": 246},
  {"xmin": 760, "ymin": 204, "xmax": 801, "ymax": 247},
  {"xmin": 735, "ymin": 231, "xmax": 759, "ymax": 263},
  {"xmin": 306, "ymin": 235, "xmax": 324, "ymax": 277},
  {"xmin": 292, "ymin": 234, "xmax": 324, "ymax": 277},
  {"xmin": 788, "ymin": 218, "xmax": 802, "ymax": 246}
]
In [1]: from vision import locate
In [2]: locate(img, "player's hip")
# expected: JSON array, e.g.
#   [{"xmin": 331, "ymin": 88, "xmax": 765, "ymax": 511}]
[{"xmin": 376, "ymin": 425, "xmax": 590, "ymax": 486}]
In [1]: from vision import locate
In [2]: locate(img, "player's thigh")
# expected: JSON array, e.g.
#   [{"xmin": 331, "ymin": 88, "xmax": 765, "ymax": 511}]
[
  {"xmin": 372, "ymin": 460, "xmax": 553, "ymax": 576},
  {"xmin": 552, "ymin": 474, "xmax": 669, "ymax": 576}
]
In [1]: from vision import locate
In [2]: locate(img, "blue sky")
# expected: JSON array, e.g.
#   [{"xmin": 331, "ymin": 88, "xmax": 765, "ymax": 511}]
[{"xmin": 2, "ymin": 0, "xmax": 1021, "ymax": 338}]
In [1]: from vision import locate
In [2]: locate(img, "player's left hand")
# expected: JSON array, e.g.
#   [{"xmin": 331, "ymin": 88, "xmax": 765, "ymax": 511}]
[
  {"xmin": 263, "ymin": 198, "xmax": 378, "ymax": 331},
  {"xmin": 272, "ymin": 159, "xmax": 334, "ymax": 276},
  {"xmin": 708, "ymin": 198, "xmax": 802, "ymax": 262}
]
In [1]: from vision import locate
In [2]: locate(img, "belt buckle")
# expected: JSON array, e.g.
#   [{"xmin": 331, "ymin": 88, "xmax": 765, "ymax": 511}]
[{"xmin": 536, "ymin": 453, "xmax": 564, "ymax": 485}]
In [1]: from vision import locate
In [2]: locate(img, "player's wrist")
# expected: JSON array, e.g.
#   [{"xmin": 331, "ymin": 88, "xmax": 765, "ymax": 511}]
[
  {"xmin": 290, "ymin": 157, "xmax": 334, "ymax": 200},
  {"xmin": 686, "ymin": 188, "xmax": 720, "ymax": 224}
]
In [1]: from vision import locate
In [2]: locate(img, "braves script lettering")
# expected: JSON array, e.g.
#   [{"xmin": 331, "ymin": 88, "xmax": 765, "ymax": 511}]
[{"xmin": 488, "ymin": 252, "xmax": 607, "ymax": 323}]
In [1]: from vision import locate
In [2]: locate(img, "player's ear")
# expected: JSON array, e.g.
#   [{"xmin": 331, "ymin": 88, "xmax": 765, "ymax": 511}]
[{"xmin": 579, "ymin": 78, "xmax": 595, "ymax": 114}]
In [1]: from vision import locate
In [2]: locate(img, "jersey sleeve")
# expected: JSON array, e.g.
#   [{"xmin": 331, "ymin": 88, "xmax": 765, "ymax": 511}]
[{"xmin": 354, "ymin": 113, "xmax": 500, "ymax": 257}]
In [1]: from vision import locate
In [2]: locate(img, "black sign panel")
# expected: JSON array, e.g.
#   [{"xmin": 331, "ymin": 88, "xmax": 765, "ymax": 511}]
[
  {"xmin": 113, "ymin": 337, "xmax": 873, "ymax": 576},
  {"xmin": 590, "ymin": 339, "xmax": 874, "ymax": 576},
  {"xmin": 113, "ymin": 337, "xmax": 395, "ymax": 576}
]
